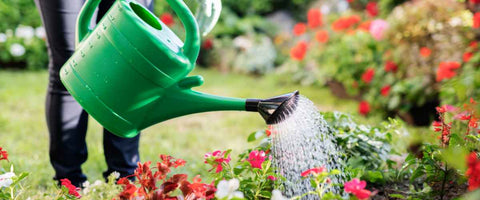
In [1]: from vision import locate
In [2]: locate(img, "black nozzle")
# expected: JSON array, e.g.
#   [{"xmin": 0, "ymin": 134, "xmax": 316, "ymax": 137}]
[{"xmin": 246, "ymin": 91, "xmax": 299, "ymax": 124}]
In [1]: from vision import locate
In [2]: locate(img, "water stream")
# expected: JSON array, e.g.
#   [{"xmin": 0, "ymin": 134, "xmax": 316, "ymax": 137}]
[{"xmin": 270, "ymin": 96, "xmax": 345, "ymax": 199}]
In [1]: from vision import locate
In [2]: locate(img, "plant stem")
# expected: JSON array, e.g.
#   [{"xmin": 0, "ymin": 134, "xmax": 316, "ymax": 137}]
[{"xmin": 440, "ymin": 163, "xmax": 448, "ymax": 200}]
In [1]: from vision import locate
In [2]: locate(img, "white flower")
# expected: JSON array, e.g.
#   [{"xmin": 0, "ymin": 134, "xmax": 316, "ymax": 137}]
[
  {"xmin": 0, "ymin": 172, "xmax": 16, "ymax": 188},
  {"xmin": 10, "ymin": 43, "xmax": 26, "ymax": 57},
  {"xmin": 271, "ymin": 190, "xmax": 288, "ymax": 200},
  {"xmin": 35, "ymin": 27, "xmax": 46, "ymax": 39},
  {"xmin": 0, "ymin": 33, "xmax": 6, "ymax": 43},
  {"xmin": 215, "ymin": 179, "xmax": 244, "ymax": 199},
  {"xmin": 111, "ymin": 171, "xmax": 120, "ymax": 179},
  {"xmin": 15, "ymin": 25, "xmax": 35, "ymax": 40}
]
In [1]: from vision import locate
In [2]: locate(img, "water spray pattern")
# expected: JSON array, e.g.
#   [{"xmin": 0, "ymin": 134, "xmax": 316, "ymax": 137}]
[{"xmin": 270, "ymin": 96, "xmax": 345, "ymax": 199}]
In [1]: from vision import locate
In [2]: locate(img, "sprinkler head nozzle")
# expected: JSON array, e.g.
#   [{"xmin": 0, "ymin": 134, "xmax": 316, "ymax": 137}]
[{"xmin": 246, "ymin": 91, "xmax": 299, "ymax": 124}]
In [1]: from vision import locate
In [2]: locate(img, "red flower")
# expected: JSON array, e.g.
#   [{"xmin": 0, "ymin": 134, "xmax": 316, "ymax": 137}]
[
  {"xmin": 474, "ymin": 12, "xmax": 480, "ymax": 28},
  {"xmin": 420, "ymin": 47, "xmax": 431, "ymax": 58},
  {"xmin": 293, "ymin": 23, "xmax": 307, "ymax": 36},
  {"xmin": 384, "ymin": 61, "xmax": 398, "ymax": 72},
  {"xmin": 247, "ymin": 150, "xmax": 266, "ymax": 169},
  {"xmin": 464, "ymin": 52, "xmax": 473, "ymax": 63},
  {"xmin": 436, "ymin": 62, "xmax": 461, "ymax": 82},
  {"xmin": 466, "ymin": 152, "xmax": 480, "ymax": 191},
  {"xmin": 470, "ymin": 41, "xmax": 478, "ymax": 49},
  {"xmin": 469, "ymin": 117, "xmax": 478, "ymax": 128},
  {"xmin": 380, "ymin": 85, "xmax": 391, "ymax": 97},
  {"xmin": 160, "ymin": 13, "xmax": 174, "ymax": 26},
  {"xmin": 290, "ymin": 41, "xmax": 308, "ymax": 61},
  {"xmin": 266, "ymin": 127, "xmax": 273, "ymax": 137},
  {"xmin": 315, "ymin": 30, "xmax": 329, "ymax": 43},
  {"xmin": 307, "ymin": 9, "xmax": 323, "ymax": 28},
  {"xmin": 366, "ymin": 2, "xmax": 379, "ymax": 17},
  {"xmin": 332, "ymin": 15, "xmax": 361, "ymax": 31},
  {"xmin": 358, "ymin": 20, "xmax": 372, "ymax": 32},
  {"xmin": 0, "ymin": 147, "xmax": 8, "ymax": 161},
  {"xmin": 204, "ymin": 150, "xmax": 231, "ymax": 173},
  {"xmin": 301, "ymin": 167, "xmax": 326, "ymax": 177},
  {"xmin": 118, "ymin": 178, "xmax": 138, "ymax": 199},
  {"xmin": 60, "ymin": 179, "xmax": 81, "ymax": 198},
  {"xmin": 202, "ymin": 38, "xmax": 214, "ymax": 50},
  {"xmin": 359, "ymin": 101, "xmax": 371, "ymax": 116},
  {"xmin": 361, "ymin": 68, "xmax": 375, "ymax": 84},
  {"xmin": 348, "ymin": 0, "xmax": 354, "ymax": 3},
  {"xmin": 344, "ymin": 178, "xmax": 372, "ymax": 200},
  {"xmin": 472, "ymin": 0, "xmax": 480, "ymax": 4},
  {"xmin": 174, "ymin": 159, "xmax": 186, "ymax": 168}
]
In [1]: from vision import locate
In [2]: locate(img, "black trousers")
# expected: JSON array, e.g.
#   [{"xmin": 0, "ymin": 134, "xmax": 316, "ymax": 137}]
[{"xmin": 34, "ymin": 0, "xmax": 153, "ymax": 187}]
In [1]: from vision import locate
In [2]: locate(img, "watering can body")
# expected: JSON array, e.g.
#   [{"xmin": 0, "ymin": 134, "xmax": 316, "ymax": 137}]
[
  {"xmin": 60, "ymin": 0, "xmax": 246, "ymax": 138},
  {"xmin": 61, "ymin": 0, "xmax": 298, "ymax": 138}
]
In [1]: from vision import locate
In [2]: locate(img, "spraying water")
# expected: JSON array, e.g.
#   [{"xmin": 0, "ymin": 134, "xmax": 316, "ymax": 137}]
[{"xmin": 270, "ymin": 96, "xmax": 345, "ymax": 199}]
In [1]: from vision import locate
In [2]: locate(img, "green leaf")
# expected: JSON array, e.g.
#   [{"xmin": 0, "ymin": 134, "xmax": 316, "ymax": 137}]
[
  {"xmin": 247, "ymin": 131, "xmax": 265, "ymax": 142},
  {"xmin": 389, "ymin": 194, "xmax": 406, "ymax": 198},
  {"xmin": 363, "ymin": 170, "xmax": 385, "ymax": 184},
  {"xmin": 410, "ymin": 166, "xmax": 425, "ymax": 182}
]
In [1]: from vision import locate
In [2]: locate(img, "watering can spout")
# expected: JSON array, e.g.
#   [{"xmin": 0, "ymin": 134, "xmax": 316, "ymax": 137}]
[
  {"xmin": 245, "ymin": 91, "xmax": 300, "ymax": 124},
  {"xmin": 142, "ymin": 79, "xmax": 300, "ymax": 129}
]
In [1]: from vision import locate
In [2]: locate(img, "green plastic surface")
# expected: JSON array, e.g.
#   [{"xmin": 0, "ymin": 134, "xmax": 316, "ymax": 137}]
[{"xmin": 60, "ymin": 0, "xmax": 246, "ymax": 138}]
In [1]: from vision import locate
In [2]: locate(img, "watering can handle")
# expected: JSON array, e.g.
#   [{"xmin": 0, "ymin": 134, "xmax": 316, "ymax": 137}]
[{"xmin": 76, "ymin": 0, "xmax": 201, "ymax": 64}]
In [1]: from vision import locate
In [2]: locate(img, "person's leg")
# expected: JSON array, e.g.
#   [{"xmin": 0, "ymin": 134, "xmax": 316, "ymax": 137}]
[
  {"xmin": 34, "ymin": 0, "xmax": 88, "ymax": 187},
  {"xmin": 99, "ymin": 0, "xmax": 153, "ymax": 180}
]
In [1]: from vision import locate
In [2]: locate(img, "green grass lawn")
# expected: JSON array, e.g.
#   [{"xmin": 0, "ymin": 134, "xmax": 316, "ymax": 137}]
[{"xmin": 0, "ymin": 68, "xmax": 359, "ymax": 197}]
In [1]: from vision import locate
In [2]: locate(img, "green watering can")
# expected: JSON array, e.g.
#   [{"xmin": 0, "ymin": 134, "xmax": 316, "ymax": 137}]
[{"xmin": 60, "ymin": 0, "xmax": 299, "ymax": 138}]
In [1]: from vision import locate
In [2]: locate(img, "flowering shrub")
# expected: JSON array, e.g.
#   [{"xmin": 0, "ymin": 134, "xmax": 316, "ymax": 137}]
[
  {"xmin": 0, "ymin": 147, "xmax": 29, "ymax": 200},
  {"xmin": 398, "ymin": 101, "xmax": 480, "ymax": 199},
  {"xmin": 115, "ymin": 155, "xmax": 216, "ymax": 200},
  {"xmin": 0, "ymin": 25, "xmax": 48, "ymax": 70},
  {"xmin": 283, "ymin": 0, "xmax": 477, "ymax": 126},
  {"xmin": 358, "ymin": 0, "xmax": 473, "ymax": 123}
]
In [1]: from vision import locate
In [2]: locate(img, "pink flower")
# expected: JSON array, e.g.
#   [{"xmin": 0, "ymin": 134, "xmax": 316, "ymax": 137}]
[
  {"xmin": 204, "ymin": 150, "xmax": 231, "ymax": 173},
  {"xmin": 301, "ymin": 167, "xmax": 326, "ymax": 177},
  {"xmin": 268, "ymin": 176, "xmax": 277, "ymax": 181},
  {"xmin": 344, "ymin": 178, "xmax": 371, "ymax": 200},
  {"xmin": 247, "ymin": 150, "xmax": 266, "ymax": 169},
  {"xmin": 369, "ymin": 19, "xmax": 389, "ymax": 41}
]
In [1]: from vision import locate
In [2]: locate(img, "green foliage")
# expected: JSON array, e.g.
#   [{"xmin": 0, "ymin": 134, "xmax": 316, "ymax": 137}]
[
  {"xmin": 324, "ymin": 112, "xmax": 396, "ymax": 171},
  {"xmin": 319, "ymin": 30, "xmax": 386, "ymax": 95},
  {"xmin": 79, "ymin": 174, "xmax": 122, "ymax": 200},
  {"xmin": 441, "ymin": 52, "xmax": 480, "ymax": 105},
  {"xmin": 378, "ymin": 0, "xmax": 409, "ymax": 17},
  {"xmin": 398, "ymin": 105, "xmax": 480, "ymax": 199},
  {"xmin": 0, "ymin": 0, "xmax": 41, "ymax": 32},
  {"xmin": 0, "ymin": 32, "xmax": 48, "ymax": 70}
]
